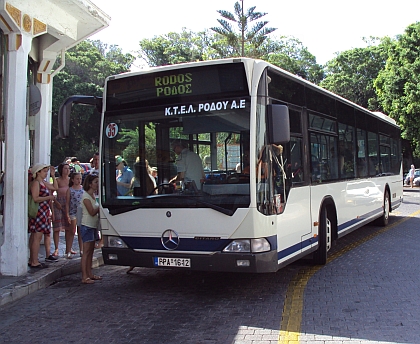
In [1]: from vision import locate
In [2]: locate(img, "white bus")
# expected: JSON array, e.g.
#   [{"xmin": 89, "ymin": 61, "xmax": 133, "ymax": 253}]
[{"xmin": 59, "ymin": 58, "xmax": 403, "ymax": 272}]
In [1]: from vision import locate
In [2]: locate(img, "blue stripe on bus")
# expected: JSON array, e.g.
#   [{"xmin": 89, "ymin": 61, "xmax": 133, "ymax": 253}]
[
  {"xmin": 337, "ymin": 207, "xmax": 382, "ymax": 232},
  {"xmin": 277, "ymin": 236, "xmax": 316, "ymax": 261},
  {"xmin": 391, "ymin": 199, "xmax": 402, "ymax": 209},
  {"xmin": 276, "ymin": 206, "xmax": 389, "ymax": 262},
  {"xmin": 123, "ymin": 235, "xmax": 277, "ymax": 252}
]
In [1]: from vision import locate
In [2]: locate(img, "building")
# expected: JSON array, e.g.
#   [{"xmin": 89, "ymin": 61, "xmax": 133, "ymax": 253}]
[{"xmin": 0, "ymin": 0, "xmax": 109, "ymax": 276}]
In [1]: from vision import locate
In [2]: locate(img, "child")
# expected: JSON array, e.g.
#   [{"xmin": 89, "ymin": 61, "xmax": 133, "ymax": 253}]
[
  {"xmin": 80, "ymin": 174, "xmax": 101, "ymax": 284},
  {"xmin": 52, "ymin": 163, "xmax": 70, "ymax": 257},
  {"xmin": 66, "ymin": 173, "xmax": 84, "ymax": 258}
]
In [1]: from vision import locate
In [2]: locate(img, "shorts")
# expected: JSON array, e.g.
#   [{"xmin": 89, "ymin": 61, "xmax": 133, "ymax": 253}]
[
  {"xmin": 69, "ymin": 215, "xmax": 77, "ymax": 221},
  {"xmin": 80, "ymin": 225, "xmax": 99, "ymax": 243}
]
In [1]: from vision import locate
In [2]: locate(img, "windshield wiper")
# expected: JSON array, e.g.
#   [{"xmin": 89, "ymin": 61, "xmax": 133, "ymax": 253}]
[{"xmin": 189, "ymin": 198, "xmax": 234, "ymax": 216}]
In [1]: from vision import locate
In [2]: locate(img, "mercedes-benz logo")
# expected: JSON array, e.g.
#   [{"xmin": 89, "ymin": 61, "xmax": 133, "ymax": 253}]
[{"xmin": 161, "ymin": 229, "xmax": 180, "ymax": 250}]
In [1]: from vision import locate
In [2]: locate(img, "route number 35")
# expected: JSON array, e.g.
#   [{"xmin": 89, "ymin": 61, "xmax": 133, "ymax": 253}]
[{"xmin": 106, "ymin": 123, "xmax": 118, "ymax": 139}]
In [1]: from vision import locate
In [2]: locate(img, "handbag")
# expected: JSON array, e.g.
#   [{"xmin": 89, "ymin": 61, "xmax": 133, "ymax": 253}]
[
  {"xmin": 28, "ymin": 181, "xmax": 39, "ymax": 219},
  {"xmin": 28, "ymin": 194, "xmax": 38, "ymax": 218}
]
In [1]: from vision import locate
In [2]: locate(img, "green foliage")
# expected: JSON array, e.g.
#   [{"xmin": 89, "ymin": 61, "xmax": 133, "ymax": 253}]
[
  {"xmin": 51, "ymin": 40, "xmax": 134, "ymax": 165},
  {"xmin": 321, "ymin": 37, "xmax": 391, "ymax": 110},
  {"xmin": 211, "ymin": 1, "xmax": 276, "ymax": 57},
  {"xmin": 375, "ymin": 22, "xmax": 420, "ymax": 156},
  {"xmin": 262, "ymin": 36, "xmax": 324, "ymax": 84},
  {"xmin": 138, "ymin": 29, "xmax": 214, "ymax": 66},
  {"xmin": 137, "ymin": 29, "xmax": 321, "ymax": 83},
  {"xmin": 117, "ymin": 124, "xmax": 157, "ymax": 166}
]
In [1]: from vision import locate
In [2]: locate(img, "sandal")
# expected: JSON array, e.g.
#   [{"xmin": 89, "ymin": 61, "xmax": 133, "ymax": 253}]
[
  {"xmin": 70, "ymin": 248, "xmax": 77, "ymax": 254},
  {"xmin": 30, "ymin": 263, "xmax": 48, "ymax": 269},
  {"xmin": 66, "ymin": 252, "xmax": 72, "ymax": 259},
  {"xmin": 90, "ymin": 275, "xmax": 102, "ymax": 280},
  {"xmin": 52, "ymin": 249, "xmax": 59, "ymax": 257},
  {"xmin": 82, "ymin": 278, "xmax": 94, "ymax": 284}
]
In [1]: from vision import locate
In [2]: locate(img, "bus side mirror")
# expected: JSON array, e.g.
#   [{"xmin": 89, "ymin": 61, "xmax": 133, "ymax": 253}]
[
  {"xmin": 58, "ymin": 96, "xmax": 103, "ymax": 139},
  {"xmin": 267, "ymin": 104, "xmax": 290, "ymax": 144},
  {"xmin": 58, "ymin": 98, "xmax": 72, "ymax": 138}
]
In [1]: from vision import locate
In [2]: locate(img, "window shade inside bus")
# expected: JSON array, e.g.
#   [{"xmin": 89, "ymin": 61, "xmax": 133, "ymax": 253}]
[{"xmin": 106, "ymin": 63, "xmax": 249, "ymax": 111}]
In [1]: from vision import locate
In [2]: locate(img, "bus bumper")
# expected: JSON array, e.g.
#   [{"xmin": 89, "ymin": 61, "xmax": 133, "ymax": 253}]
[{"xmin": 101, "ymin": 247, "xmax": 279, "ymax": 273}]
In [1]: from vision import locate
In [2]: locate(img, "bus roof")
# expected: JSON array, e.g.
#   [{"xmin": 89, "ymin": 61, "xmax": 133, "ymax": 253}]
[{"xmin": 108, "ymin": 58, "xmax": 397, "ymax": 127}]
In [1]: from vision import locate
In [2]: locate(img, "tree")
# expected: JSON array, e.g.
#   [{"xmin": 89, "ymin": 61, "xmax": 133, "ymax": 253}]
[
  {"xmin": 138, "ymin": 29, "xmax": 214, "ymax": 67},
  {"xmin": 51, "ymin": 40, "xmax": 134, "ymax": 165},
  {"xmin": 138, "ymin": 28, "xmax": 322, "ymax": 84},
  {"xmin": 211, "ymin": 0, "xmax": 276, "ymax": 58},
  {"xmin": 262, "ymin": 36, "xmax": 324, "ymax": 84},
  {"xmin": 321, "ymin": 38, "xmax": 391, "ymax": 110},
  {"xmin": 375, "ymin": 22, "xmax": 420, "ymax": 156}
]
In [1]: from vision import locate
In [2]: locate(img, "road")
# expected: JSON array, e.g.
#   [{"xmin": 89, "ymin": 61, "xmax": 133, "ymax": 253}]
[{"xmin": 1, "ymin": 188, "xmax": 419, "ymax": 344}]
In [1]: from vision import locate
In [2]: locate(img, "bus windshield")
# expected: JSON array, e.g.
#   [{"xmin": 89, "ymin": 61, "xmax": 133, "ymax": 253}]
[{"xmin": 101, "ymin": 97, "xmax": 251, "ymax": 216}]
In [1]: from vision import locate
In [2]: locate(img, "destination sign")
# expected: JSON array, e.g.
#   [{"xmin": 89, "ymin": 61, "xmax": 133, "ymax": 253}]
[
  {"xmin": 155, "ymin": 73, "xmax": 192, "ymax": 97},
  {"xmin": 164, "ymin": 99, "xmax": 246, "ymax": 116},
  {"xmin": 106, "ymin": 63, "xmax": 249, "ymax": 110}
]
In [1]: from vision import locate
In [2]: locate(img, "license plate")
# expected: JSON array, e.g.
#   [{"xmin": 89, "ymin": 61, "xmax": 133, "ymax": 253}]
[{"xmin": 154, "ymin": 257, "xmax": 191, "ymax": 268}]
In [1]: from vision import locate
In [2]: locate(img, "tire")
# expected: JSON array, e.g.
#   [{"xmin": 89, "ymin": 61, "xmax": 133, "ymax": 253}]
[
  {"xmin": 376, "ymin": 190, "xmax": 390, "ymax": 227},
  {"xmin": 313, "ymin": 206, "xmax": 332, "ymax": 265}
]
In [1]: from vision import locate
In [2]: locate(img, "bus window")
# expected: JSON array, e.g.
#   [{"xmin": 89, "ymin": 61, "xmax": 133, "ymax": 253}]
[
  {"xmin": 290, "ymin": 137, "xmax": 303, "ymax": 184},
  {"xmin": 357, "ymin": 128, "xmax": 368, "ymax": 178},
  {"xmin": 310, "ymin": 133, "xmax": 338, "ymax": 182},
  {"xmin": 367, "ymin": 131, "xmax": 378, "ymax": 176},
  {"xmin": 338, "ymin": 123, "xmax": 355, "ymax": 179},
  {"xmin": 256, "ymin": 143, "xmax": 287, "ymax": 215},
  {"xmin": 102, "ymin": 99, "xmax": 251, "ymax": 215}
]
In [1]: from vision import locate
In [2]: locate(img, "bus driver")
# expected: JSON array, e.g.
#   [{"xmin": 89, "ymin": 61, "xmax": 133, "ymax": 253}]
[{"xmin": 170, "ymin": 140, "xmax": 204, "ymax": 190}]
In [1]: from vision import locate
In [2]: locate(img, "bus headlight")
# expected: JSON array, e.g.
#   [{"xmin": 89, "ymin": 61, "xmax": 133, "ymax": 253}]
[
  {"xmin": 223, "ymin": 238, "xmax": 270, "ymax": 253},
  {"xmin": 251, "ymin": 238, "xmax": 271, "ymax": 252},
  {"xmin": 104, "ymin": 235, "xmax": 128, "ymax": 248},
  {"xmin": 223, "ymin": 240, "xmax": 250, "ymax": 253}
]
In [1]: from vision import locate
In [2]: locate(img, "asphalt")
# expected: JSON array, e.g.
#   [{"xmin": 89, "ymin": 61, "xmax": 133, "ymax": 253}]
[
  {"xmin": 0, "ymin": 231, "xmax": 103, "ymax": 306},
  {"xmin": 0, "ymin": 184, "xmax": 415, "ymax": 310}
]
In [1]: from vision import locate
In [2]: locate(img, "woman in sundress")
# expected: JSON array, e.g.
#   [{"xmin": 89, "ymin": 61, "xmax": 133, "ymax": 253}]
[{"xmin": 28, "ymin": 164, "xmax": 58, "ymax": 268}]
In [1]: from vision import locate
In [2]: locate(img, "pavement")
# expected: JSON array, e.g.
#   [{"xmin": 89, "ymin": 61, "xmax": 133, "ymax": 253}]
[
  {"xmin": 0, "ymin": 185, "xmax": 416, "ymax": 310},
  {"xmin": 0, "ymin": 231, "xmax": 103, "ymax": 306}
]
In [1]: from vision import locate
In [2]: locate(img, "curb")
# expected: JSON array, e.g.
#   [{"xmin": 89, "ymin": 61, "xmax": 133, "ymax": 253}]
[{"xmin": 0, "ymin": 250, "xmax": 103, "ymax": 307}]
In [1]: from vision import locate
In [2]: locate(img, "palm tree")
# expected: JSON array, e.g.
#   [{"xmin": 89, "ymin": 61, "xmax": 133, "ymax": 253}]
[{"xmin": 211, "ymin": 0, "xmax": 276, "ymax": 57}]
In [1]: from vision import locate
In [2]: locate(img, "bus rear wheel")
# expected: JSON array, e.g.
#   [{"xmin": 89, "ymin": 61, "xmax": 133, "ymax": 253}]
[{"xmin": 313, "ymin": 206, "xmax": 332, "ymax": 265}]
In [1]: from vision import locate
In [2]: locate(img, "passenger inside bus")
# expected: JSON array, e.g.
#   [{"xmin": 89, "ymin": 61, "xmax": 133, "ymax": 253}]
[
  {"xmin": 203, "ymin": 156, "xmax": 211, "ymax": 172},
  {"xmin": 236, "ymin": 150, "xmax": 250, "ymax": 174},
  {"xmin": 115, "ymin": 155, "xmax": 133, "ymax": 196},
  {"xmin": 129, "ymin": 160, "xmax": 157, "ymax": 196}
]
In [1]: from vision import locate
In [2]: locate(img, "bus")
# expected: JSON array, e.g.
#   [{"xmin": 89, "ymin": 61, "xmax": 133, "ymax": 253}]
[{"xmin": 59, "ymin": 58, "xmax": 403, "ymax": 273}]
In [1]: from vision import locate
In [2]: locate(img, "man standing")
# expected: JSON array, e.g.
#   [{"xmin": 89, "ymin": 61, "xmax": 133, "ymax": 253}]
[
  {"xmin": 71, "ymin": 157, "xmax": 84, "ymax": 174},
  {"xmin": 170, "ymin": 140, "xmax": 204, "ymax": 189}
]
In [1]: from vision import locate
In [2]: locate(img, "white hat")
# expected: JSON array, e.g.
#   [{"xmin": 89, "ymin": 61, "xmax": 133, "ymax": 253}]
[{"xmin": 31, "ymin": 163, "xmax": 50, "ymax": 176}]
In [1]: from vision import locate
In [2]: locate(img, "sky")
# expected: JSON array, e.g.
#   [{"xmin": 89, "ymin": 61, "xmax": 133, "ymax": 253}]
[{"xmin": 89, "ymin": 0, "xmax": 420, "ymax": 68}]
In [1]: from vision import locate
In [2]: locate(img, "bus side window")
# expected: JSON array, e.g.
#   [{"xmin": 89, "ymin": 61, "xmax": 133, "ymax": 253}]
[{"xmin": 290, "ymin": 137, "xmax": 303, "ymax": 183}]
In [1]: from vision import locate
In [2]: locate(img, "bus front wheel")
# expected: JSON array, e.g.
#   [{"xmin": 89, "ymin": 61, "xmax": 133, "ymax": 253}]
[
  {"xmin": 375, "ymin": 190, "xmax": 390, "ymax": 227},
  {"xmin": 313, "ymin": 206, "xmax": 332, "ymax": 265}
]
